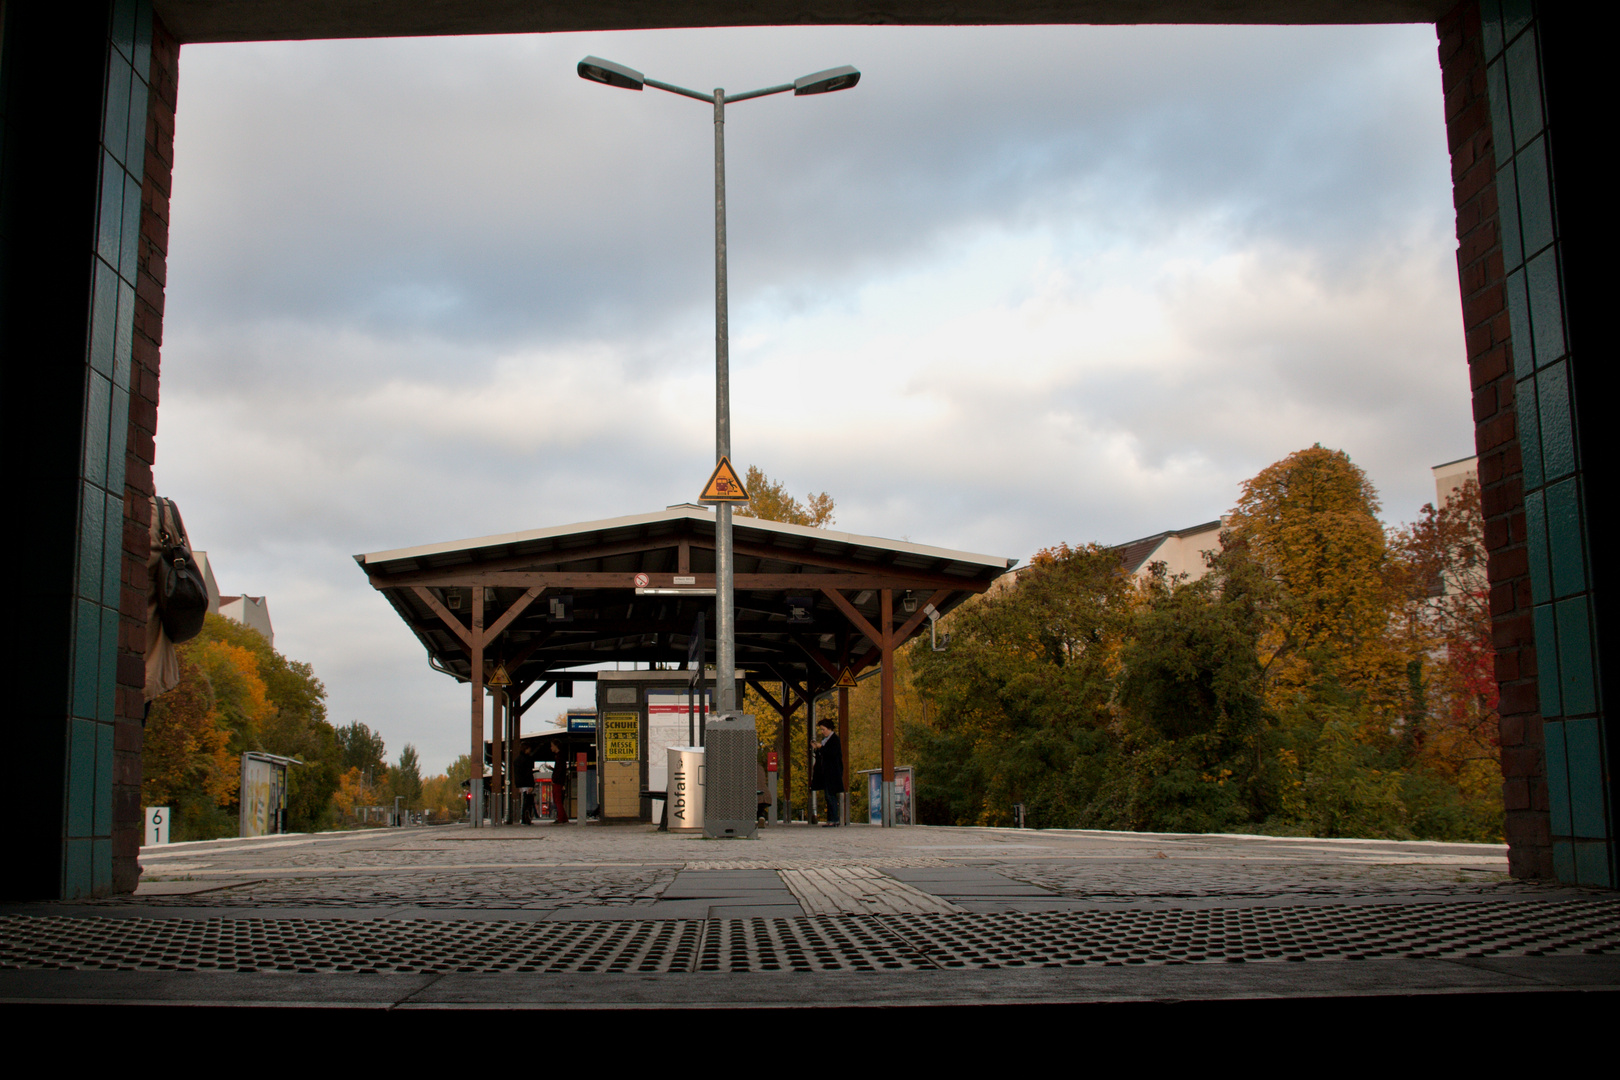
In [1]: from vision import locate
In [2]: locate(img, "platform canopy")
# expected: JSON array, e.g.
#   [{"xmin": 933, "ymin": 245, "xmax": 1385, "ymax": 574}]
[{"xmin": 357, "ymin": 503, "xmax": 1014, "ymax": 699}]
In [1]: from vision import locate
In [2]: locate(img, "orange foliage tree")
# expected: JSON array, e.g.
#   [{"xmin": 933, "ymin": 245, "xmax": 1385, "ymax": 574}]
[
  {"xmin": 1225, "ymin": 444, "xmax": 1412, "ymax": 733},
  {"xmin": 738, "ymin": 465, "xmax": 836, "ymax": 528},
  {"xmin": 141, "ymin": 654, "xmax": 236, "ymax": 813},
  {"xmin": 142, "ymin": 614, "xmax": 334, "ymax": 840},
  {"xmin": 332, "ymin": 766, "xmax": 387, "ymax": 820},
  {"xmin": 1395, "ymin": 478, "xmax": 1500, "ymax": 814}
]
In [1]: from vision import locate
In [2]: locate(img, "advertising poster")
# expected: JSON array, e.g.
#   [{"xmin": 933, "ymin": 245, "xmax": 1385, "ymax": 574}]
[
  {"xmin": 863, "ymin": 766, "xmax": 915, "ymax": 825},
  {"xmin": 603, "ymin": 713, "xmax": 639, "ymax": 761},
  {"xmin": 895, "ymin": 766, "xmax": 914, "ymax": 825}
]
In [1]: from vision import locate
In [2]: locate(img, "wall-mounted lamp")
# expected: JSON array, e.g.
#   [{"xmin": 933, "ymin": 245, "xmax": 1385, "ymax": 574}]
[{"xmin": 926, "ymin": 604, "xmax": 949, "ymax": 652}]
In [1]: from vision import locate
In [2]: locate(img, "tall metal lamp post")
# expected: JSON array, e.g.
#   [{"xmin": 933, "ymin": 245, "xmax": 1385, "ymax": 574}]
[{"xmin": 578, "ymin": 57, "xmax": 859, "ymax": 714}]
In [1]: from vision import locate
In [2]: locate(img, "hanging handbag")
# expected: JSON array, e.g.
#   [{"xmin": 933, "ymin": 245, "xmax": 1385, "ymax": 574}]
[{"xmin": 154, "ymin": 496, "xmax": 208, "ymax": 643}]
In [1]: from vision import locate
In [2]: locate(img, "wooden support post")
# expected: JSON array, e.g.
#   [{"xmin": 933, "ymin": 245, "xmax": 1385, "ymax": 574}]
[
  {"xmin": 804, "ymin": 682, "xmax": 816, "ymax": 825},
  {"xmin": 880, "ymin": 588, "xmax": 895, "ymax": 827},
  {"xmin": 414, "ymin": 584, "xmax": 544, "ymax": 827},
  {"xmin": 471, "ymin": 587, "xmax": 485, "ymax": 827},
  {"xmin": 780, "ymin": 687, "xmax": 793, "ymax": 823},
  {"xmin": 491, "ymin": 687, "xmax": 505, "ymax": 825},
  {"xmin": 507, "ymin": 686, "xmax": 518, "ymax": 822},
  {"xmin": 839, "ymin": 685, "xmax": 850, "ymax": 820}
]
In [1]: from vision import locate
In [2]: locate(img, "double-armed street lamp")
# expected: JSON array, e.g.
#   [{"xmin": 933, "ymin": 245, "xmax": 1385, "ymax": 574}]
[{"xmin": 578, "ymin": 56, "xmax": 859, "ymax": 717}]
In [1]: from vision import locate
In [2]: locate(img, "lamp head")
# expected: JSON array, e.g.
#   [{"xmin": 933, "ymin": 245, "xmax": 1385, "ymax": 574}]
[
  {"xmin": 578, "ymin": 56, "xmax": 645, "ymax": 91},
  {"xmin": 794, "ymin": 65, "xmax": 860, "ymax": 95}
]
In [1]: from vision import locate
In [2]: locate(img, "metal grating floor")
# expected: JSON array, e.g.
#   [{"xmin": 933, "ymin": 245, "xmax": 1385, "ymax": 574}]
[
  {"xmin": 3, "ymin": 901, "xmax": 1617, "ymax": 975},
  {"xmin": 0, "ymin": 916, "xmax": 702, "ymax": 974}
]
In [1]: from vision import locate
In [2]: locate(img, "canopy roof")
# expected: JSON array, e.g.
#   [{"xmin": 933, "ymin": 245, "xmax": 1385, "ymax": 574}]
[{"xmin": 358, "ymin": 505, "xmax": 1014, "ymax": 697}]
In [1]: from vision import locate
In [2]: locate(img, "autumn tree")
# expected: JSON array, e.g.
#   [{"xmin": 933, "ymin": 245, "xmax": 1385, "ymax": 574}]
[
  {"xmin": 389, "ymin": 744, "xmax": 424, "ymax": 810},
  {"xmin": 738, "ymin": 466, "xmax": 836, "ymax": 528},
  {"xmin": 333, "ymin": 766, "xmax": 385, "ymax": 820},
  {"xmin": 895, "ymin": 445, "xmax": 1502, "ymax": 843},
  {"xmin": 197, "ymin": 613, "xmax": 338, "ymax": 830},
  {"xmin": 422, "ymin": 769, "xmax": 462, "ymax": 821},
  {"xmin": 141, "ymin": 654, "xmax": 238, "ymax": 839},
  {"xmin": 417, "ymin": 754, "xmax": 474, "ymax": 822},
  {"xmin": 1226, "ymin": 445, "xmax": 1409, "ymax": 710},
  {"xmin": 141, "ymin": 622, "xmax": 275, "ymax": 840},
  {"xmin": 1398, "ymin": 478, "xmax": 1495, "ymax": 751},
  {"xmin": 1109, "ymin": 542, "xmax": 1276, "ymax": 831},
  {"xmin": 908, "ymin": 544, "xmax": 1134, "ymax": 828},
  {"xmin": 142, "ymin": 613, "xmax": 336, "ymax": 838},
  {"xmin": 1217, "ymin": 447, "xmax": 1419, "ymax": 835},
  {"xmin": 337, "ymin": 721, "xmax": 388, "ymax": 783},
  {"xmin": 1391, "ymin": 478, "xmax": 1502, "ymax": 839}
]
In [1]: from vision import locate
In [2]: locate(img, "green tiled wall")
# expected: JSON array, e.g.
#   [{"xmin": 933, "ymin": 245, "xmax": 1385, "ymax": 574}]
[
  {"xmin": 61, "ymin": 0, "xmax": 152, "ymax": 899},
  {"xmin": 1482, "ymin": 0, "xmax": 1612, "ymax": 886}
]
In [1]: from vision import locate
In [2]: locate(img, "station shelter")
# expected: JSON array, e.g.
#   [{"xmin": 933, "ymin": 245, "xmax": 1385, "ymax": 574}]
[
  {"xmin": 356, "ymin": 504, "xmax": 1015, "ymax": 826},
  {"xmin": 593, "ymin": 670, "xmax": 744, "ymax": 825}
]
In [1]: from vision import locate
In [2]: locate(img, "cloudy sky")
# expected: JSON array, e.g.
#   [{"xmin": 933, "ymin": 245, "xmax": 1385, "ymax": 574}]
[{"xmin": 159, "ymin": 23, "xmax": 1471, "ymax": 773}]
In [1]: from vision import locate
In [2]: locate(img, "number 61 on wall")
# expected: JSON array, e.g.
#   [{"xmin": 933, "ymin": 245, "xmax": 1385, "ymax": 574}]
[{"xmin": 144, "ymin": 806, "xmax": 169, "ymax": 847}]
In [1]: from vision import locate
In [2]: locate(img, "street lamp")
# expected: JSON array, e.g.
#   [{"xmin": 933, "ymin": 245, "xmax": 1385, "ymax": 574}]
[{"xmin": 579, "ymin": 56, "xmax": 859, "ymax": 717}]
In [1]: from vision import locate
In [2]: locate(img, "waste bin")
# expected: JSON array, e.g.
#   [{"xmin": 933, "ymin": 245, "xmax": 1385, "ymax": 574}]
[{"xmin": 666, "ymin": 746, "xmax": 704, "ymax": 833}]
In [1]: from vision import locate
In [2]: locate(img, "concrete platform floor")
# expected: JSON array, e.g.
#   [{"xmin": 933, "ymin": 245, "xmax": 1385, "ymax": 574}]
[{"xmin": 4, "ymin": 822, "xmax": 1617, "ymax": 1012}]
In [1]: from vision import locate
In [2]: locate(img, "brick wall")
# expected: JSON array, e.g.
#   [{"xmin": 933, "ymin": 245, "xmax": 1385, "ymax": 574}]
[
  {"xmin": 112, "ymin": 13, "xmax": 178, "ymax": 894},
  {"xmin": 1438, "ymin": 0, "xmax": 1549, "ymax": 878}
]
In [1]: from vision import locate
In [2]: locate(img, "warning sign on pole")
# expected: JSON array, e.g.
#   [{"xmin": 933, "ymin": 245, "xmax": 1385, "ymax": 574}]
[
  {"xmin": 489, "ymin": 663, "xmax": 511, "ymax": 686},
  {"xmin": 699, "ymin": 457, "xmax": 750, "ymax": 503},
  {"xmin": 836, "ymin": 667, "xmax": 858, "ymax": 688}
]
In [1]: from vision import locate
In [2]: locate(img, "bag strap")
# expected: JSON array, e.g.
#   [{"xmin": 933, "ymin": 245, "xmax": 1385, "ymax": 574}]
[{"xmin": 158, "ymin": 497, "xmax": 188, "ymax": 553}]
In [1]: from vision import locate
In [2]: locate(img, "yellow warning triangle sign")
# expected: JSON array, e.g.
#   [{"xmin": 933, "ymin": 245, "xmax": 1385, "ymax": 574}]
[
  {"xmin": 488, "ymin": 663, "xmax": 511, "ymax": 686},
  {"xmin": 836, "ymin": 667, "xmax": 858, "ymax": 688},
  {"xmin": 700, "ymin": 456, "xmax": 750, "ymax": 503}
]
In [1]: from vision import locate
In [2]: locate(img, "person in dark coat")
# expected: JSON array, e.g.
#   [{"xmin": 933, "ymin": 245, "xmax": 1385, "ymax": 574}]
[{"xmin": 812, "ymin": 719, "xmax": 844, "ymax": 826}]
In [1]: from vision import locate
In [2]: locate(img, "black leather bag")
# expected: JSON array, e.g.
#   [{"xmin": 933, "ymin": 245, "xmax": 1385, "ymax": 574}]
[{"xmin": 155, "ymin": 496, "xmax": 208, "ymax": 643}]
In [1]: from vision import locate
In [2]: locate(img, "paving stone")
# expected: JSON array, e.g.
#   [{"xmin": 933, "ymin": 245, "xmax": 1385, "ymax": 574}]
[
  {"xmin": 705, "ymin": 904, "xmax": 810, "ymax": 919},
  {"xmin": 47, "ymin": 820, "xmax": 1553, "ymax": 922}
]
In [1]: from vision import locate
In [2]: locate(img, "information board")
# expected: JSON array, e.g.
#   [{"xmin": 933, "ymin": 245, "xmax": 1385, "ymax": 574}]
[{"xmin": 647, "ymin": 691, "xmax": 709, "ymax": 806}]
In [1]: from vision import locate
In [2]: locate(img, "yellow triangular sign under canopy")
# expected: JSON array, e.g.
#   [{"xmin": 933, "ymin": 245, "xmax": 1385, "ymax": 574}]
[
  {"xmin": 836, "ymin": 667, "xmax": 858, "ymax": 689},
  {"xmin": 700, "ymin": 456, "xmax": 750, "ymax": 503},
  {"xmin": 489, "ymin": 663, "xmax": 511, "ymax": 686}
]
